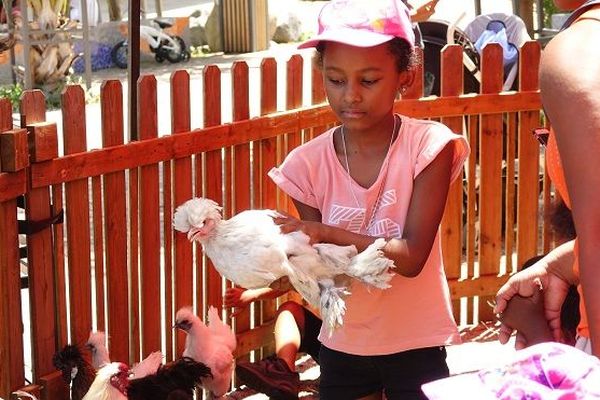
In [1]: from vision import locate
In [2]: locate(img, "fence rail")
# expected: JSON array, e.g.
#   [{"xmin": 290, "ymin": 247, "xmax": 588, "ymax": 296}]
[{"xmin": 0, "ymin": 41, "xmax": 552, "ymax": 399}]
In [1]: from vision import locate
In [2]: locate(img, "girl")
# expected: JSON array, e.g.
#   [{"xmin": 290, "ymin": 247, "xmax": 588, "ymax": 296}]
[{"xmin": 268, "ymin": 0, "xmax": 470, "ymax": 398}]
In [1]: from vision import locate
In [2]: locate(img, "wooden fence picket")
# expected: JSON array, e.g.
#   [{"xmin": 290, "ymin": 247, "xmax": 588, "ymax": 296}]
[
  {"xmin": 170, "ymin": 69, "xmax": 193, "ymax": 361},
  {"xmin": 100, "ymin": 80, "xmax": 130, "ymax": 364},
  {"xmin": 516, "ymin": 41, "xmax": 542, "ymax": 267},
  {"xmin": 138, "ymin": 75, "xmax": 162, "ymax": 359},
  {"xmin": 478, "ymin": 43, "xmax": 505, "ymax": 321},
  {"xmin": 20, "ymin": 90, "xmax": 59, "ymax": 383},
  {"xmin": 231, "ymin": 61, "xmax": 252, "ymax": 363},
  {"xmin": 0, "ymin": 98, "xmax": 26, "ymax": 396},
  {"xmin": 440, "ymin": 44, "xmax": 466, "ymax": 321},
  {"xmin": 61, "ymin": 86, "xmax": 93, "ymax": 348}
]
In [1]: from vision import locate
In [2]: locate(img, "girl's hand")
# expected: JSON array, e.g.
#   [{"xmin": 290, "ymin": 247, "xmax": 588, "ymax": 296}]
[
  {"xmin": 273, "ymin": 213, "xmax": 323, "ymax": 244},
  {"xmin": 223, "ymin": 287, "xmax": 255, "ymax": 317}
]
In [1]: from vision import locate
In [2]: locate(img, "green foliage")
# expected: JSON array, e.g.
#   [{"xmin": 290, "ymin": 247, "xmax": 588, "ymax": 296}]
[
  {"xmin": 543, "ymin": 0, "xmax": 560, "ymax": 28},
  {"xmin": 0, "ymin": 83, "xmax": 23, "ymax": 111}
]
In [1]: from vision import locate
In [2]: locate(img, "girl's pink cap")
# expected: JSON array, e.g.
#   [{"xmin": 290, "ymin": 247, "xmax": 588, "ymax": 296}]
[{"xmin": 298, "ymin": 0, "xmax": 415, "ymax": 49}]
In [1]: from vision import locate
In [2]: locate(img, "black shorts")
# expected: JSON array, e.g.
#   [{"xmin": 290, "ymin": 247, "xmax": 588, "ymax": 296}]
[
  {"xmin": 297, "ymin": 307, "xmax": 321, "ymax": 364},
  {"xmin": 318, "ymin": 345, "xmax": 449, "ymax": 400}
]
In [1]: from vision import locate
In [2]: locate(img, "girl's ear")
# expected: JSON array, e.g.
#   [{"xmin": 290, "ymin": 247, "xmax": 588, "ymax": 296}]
[{"xmin": 397, "ymin": 70, "xmax": 415, "ymax": 93}]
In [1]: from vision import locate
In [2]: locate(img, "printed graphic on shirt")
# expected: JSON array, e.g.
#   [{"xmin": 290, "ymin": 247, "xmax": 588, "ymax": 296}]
[{"xmin": 328, "ymin": 189, "xmax": 400, "ymax": 236}]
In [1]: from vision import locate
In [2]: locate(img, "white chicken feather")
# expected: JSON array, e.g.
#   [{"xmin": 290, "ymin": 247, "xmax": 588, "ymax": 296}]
[
  {"xmin": 82, "ymin": 362, "xmax": 128, "ymax": 400},
  {"xmin": 174, "ymin": 306, "xmax": 236, "ymax": 398},
  {"xmin": 173, "ymin": 197, "xmax": 395, "ymax": 333}
]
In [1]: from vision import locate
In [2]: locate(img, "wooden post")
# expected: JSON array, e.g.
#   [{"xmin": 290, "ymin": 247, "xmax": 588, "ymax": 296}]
[{"xmin": 128, "ymin": 0, "xmax": 141, "ymax": 141}]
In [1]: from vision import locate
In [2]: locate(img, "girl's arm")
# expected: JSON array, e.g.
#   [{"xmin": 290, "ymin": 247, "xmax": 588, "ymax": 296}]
[
  {"xmin": 278, "ymin": 143, "xmax": 455, "ymax": 278},
  {"xmin": 540, "ymin": 9, "xmax": 600, "ymax": 356}
]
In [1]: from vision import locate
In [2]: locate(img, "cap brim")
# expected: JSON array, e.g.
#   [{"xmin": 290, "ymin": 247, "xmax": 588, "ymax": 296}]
[{"xmin": 297, "ymin": 27, "xmax": 395, "ymax": 49}]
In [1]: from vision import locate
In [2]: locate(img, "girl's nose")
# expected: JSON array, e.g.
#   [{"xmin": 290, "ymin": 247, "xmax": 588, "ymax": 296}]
[{"xmin": 344, "ymin": 82, "xmax": 361, "ymax": 104}]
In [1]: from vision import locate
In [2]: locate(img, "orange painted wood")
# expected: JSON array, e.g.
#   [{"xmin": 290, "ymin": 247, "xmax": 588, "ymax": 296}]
[
  {"xmin": 440, "ymin": 45, "xmax": 465, "ymax": 320},
  {"xmin": 39, "ymin": 370, "xmax": 69, "ymax": 400},
  {"xmin": 0, "ymin": 198, "xmax": 25, "ymax": 397},
  {"xmin": 504, "ymin": 112, "xmax": 517, "ymax": 274},
  {"xmin": 91, "ymin": 175, "xmax": 105, "ymax": 332},
  {"xmin": 0, "ymin": 98, "xmax": 10, "ymax": 172},
  {"xmin": 129, "ymin": 154, "xmax": 140, "ymax": 363},
  {"xmin": 162, "ymin": 158, "xmax": 174, "ymax": 361},
  {"xmin": 20, "ymin": 90, "xmax": 58, "ymax": 380},
  {"xmin": 466, "ymin": 115, "xmax": 478, "ymax": 279},
  {"xmin": 0, "ymin": 98, "xmax": 12, "ymax": 131},
  {"xmin": 138, "ymin": 75, "xmax": 162, "ymax": 358},
  {"xmin": 26, "ymin": 122, "xmax": 58, "ymax": 162},
  {"xmin": 311, "ymin": 65, "xmax": 326, "ymax": 106},
  {"xmin": 231, "ymin": 62, "xmax": 252, "ymax": 358},
  {"xmin": 0, "ymin": 128, "xmax": 29, "ymax": 172},
  {"xmin": 100, "ymin": 80, "xmax": 130, "ymax": 363},
  {"xmin": 30, "ymin": 92, "xmax": 541, "ymax": 189},
  {"xmin": 440, "ymin": 45, "xmax": 465, "ymax": 277},
  {"xmin": 52, "ymin": 182, "xmax": 67, "ymax": 350},
  {"xmin": 285, "ymin": 55, "xmax": 303, "ymax": 155},
  {"xmin": 170, "ymin": 70, "xmax": 193, "ymax": 360},
  {"xmin": 284, "ymin": 55, "xmax": 304, "ymax": 215},
  {"xmin": 61, "ymin": 86, "xmax": 93, "ymax": 348},
  {"xmin": 516, "ymin": 41, "xmax": 542, "ymax": 268},
  {"xmin": 259, "ymin": 57, "xmax": 279, "ymax": 356},
  {"xmin": 478, "ymin": 44, "xmax": 505, "ymax": 321},
  {"xmin": 203, "ymin": 65, "xmax": 224, "ymax": 334}
]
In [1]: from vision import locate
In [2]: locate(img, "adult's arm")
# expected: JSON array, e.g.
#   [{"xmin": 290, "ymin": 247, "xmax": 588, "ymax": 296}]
[{"xmin": 539, "ymin": 6, "xmax": 600, "ymax": 356}]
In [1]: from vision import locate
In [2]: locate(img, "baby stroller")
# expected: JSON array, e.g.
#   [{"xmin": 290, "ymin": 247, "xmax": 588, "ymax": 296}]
[
  {"xmin": 419, "ymin": 18, "xmax": 481, "ymax": 96},
  {"xmin": 464, "ymin": 13, "xmax": 531, "ymax": 91}
]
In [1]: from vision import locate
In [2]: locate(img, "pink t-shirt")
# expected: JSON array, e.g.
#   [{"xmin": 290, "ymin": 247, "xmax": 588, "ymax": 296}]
[{"xmin": 269, "ymin": 115, "xmax": 469, "ymax": 355}]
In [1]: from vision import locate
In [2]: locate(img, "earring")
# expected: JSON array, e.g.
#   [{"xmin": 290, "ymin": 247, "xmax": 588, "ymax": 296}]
[{"xmin": 399, "ymin": 86, "xmax": 407, "ymax": 95}]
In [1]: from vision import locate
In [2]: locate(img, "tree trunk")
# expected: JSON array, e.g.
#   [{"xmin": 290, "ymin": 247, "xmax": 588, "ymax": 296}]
[{"xmin": 107, "ymin": 0, "xmax": 122, "ymax": 21}]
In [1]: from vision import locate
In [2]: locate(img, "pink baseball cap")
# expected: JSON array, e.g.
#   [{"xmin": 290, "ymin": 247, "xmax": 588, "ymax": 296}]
[{"xmin": 298, "ymin": 0, "xmax": 415, "ymax": 49}]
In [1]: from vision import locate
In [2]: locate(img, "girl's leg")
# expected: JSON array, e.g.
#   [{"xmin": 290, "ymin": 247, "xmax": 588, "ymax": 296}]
[{"xmin": 274, "ymin": 300, "xmax": 306, "ymax": 371}]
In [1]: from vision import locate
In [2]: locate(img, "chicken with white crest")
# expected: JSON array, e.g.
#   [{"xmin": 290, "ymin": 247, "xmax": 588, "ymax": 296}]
[{"xmin": 172, "ymin": 197, "xmax": 395, "ymax": 333}]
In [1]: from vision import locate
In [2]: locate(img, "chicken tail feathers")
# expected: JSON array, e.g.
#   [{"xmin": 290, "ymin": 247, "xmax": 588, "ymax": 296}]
[
  {"xmin": 346, "ymin": 238, "xmax": 395, "ymax": 289},
  {"xmin": 127, "ymin": 357, "xmax": 212, "ymax": 400},
  {"xmin": 319, "ymin": 280, "xmax": 349, "ymax": 336}
]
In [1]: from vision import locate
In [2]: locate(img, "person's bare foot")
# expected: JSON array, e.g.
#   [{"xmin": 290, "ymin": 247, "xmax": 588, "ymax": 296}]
[{"xmin": 499, "ymin": 288, "xmax": 553, "ymax": 346}]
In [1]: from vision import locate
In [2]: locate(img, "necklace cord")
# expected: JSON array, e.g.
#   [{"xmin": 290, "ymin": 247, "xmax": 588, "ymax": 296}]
[{"xmin": 340, "ymin": 115, "xmax": 398, "ymax": 233}]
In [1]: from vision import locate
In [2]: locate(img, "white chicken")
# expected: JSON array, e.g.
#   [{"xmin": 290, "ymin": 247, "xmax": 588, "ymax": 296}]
[
  {"xmin": 174, "ymin": 306, "xmax": 236, "ymax": 399},
  {"xmin": 82, "ymin": 362, "xmax": 129, "ymax": 400},
  {"xmin": 172, "ymin": 197, "xmax": 395, "ymax": 332}
]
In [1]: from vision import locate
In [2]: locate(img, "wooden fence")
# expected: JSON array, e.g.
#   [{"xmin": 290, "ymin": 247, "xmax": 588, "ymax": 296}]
[{"xmin": 0, "ymin": 41, "xmax": 552, "ymax": 399}]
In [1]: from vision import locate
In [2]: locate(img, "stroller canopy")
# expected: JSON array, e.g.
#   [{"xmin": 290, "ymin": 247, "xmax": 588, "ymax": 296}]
[{"xmin": 464, "ymin": 13, "xmax": 531, "ymax": 91}]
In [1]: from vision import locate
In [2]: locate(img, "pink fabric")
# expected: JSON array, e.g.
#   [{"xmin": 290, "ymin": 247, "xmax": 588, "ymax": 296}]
[
  {"xmin": 422, "ymin": 342, "xmax": 600, "ymax": 399},
  {"xmin": 297, "ymin": 0, "xmax": 415, "ymax": 49},
  {"xmin": 269, "ymin": 115, "xmax": 469, "ymax": 355}
]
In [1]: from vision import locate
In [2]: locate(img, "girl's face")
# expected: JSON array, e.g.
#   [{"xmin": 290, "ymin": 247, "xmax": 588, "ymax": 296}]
[{"xmin": 321, "ymin": 42, "xmax": 412, "ymax": 133}]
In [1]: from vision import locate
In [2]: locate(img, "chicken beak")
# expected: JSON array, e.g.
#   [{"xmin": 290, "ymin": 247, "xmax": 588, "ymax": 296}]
[{"xmin": 187, "ymin": 227, "xmax": 201, "ymax": 242}]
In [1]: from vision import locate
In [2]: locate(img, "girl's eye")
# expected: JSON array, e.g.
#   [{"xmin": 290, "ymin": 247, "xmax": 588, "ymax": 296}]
[
  {"xmin": 328, "ymin": 78, "xmax": 344, "ymax": 85},
  {"xmin": 362, "ymin": 79, "xmax": 379, "ymax": 86}
]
